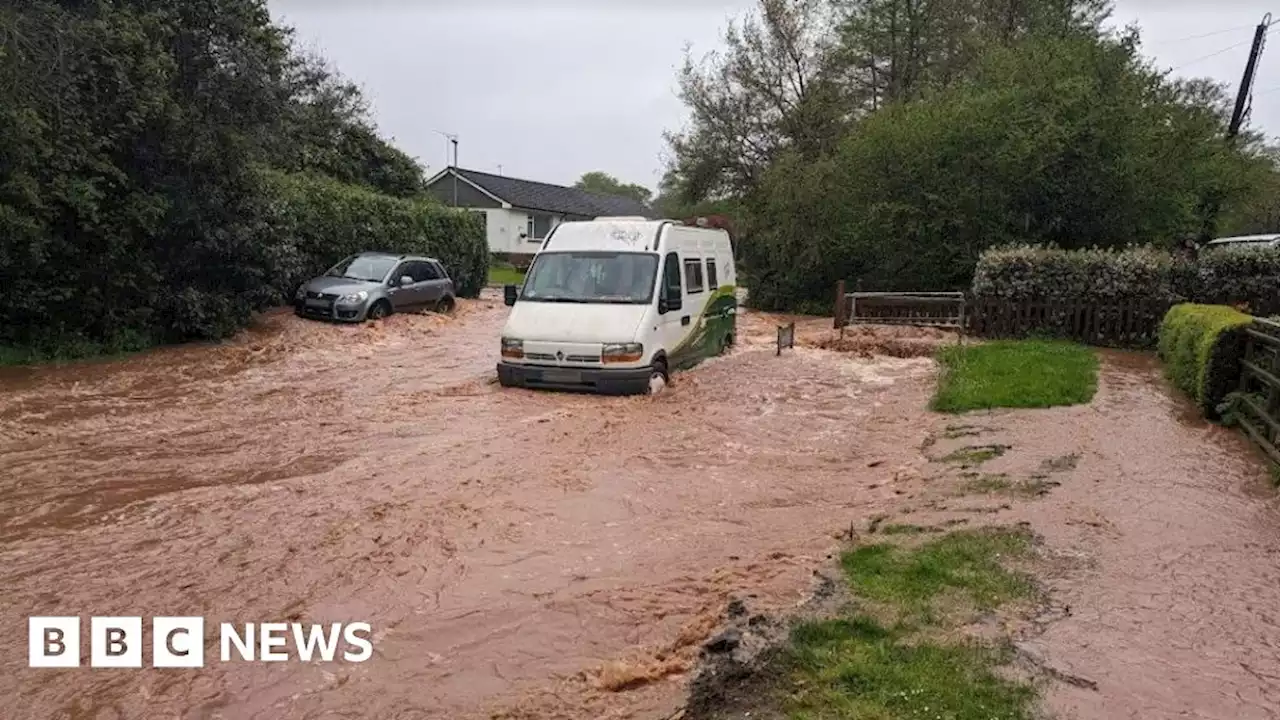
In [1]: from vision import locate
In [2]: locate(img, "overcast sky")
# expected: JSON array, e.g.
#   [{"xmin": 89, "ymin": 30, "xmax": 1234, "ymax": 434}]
[{"xmin": 268, "ymin": 0, "xmax": 1280, "ymax": 192}]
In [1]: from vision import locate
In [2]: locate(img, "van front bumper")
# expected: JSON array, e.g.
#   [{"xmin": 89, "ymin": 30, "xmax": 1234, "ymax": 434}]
[
  {"xmin": 497, "ymin": 362, "xmax": 652, "ymax": 396},
  {"xmin": 293, "ymin": 299, "xmax": 369, "ymax": 322}
]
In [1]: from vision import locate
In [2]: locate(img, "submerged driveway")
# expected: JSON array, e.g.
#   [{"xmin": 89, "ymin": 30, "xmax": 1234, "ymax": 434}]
[{"xmin": 0, "ymin": 293, "xmax": 937, "ymax": 719}]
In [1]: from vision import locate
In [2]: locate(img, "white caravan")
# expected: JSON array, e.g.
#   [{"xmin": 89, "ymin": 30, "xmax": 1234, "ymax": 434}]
[{"xmin": 496, "ymin": 218, "xmax": 737, "ymax": 395}]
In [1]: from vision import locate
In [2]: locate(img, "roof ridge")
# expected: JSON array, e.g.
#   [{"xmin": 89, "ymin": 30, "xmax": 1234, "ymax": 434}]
[
  {"xmin": 456, "ymin": 167, "xmax": 574, "ymax": 191},
  {"xmin": 457, "ymin": 167, "xmax": 650, "ymax": 205},
  {"xmin": 446, "ymin": 167, "xmax": 654, "ymax": 218}
]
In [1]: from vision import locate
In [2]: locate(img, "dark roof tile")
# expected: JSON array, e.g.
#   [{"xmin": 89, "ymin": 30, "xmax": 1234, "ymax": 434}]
[{"xmin": 453, "ymin": 168, "xmax": 655, "ymax": 218}]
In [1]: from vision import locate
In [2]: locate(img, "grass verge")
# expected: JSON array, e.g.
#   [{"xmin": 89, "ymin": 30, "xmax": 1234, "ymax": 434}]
[
  {"xmin": 488, "ymin": 265, "xmax": 525, "ymax": 286},
  {"xmin": 768, "ymin": 529, "xmax": 1039, "ymax": 720},
  {"xmin": 0, "ymin": 335, "xmax": 156, "ymax": 367},
  {"xmin": 931, "ymin": 340, "xmax": 1098, "ymax": 413}
]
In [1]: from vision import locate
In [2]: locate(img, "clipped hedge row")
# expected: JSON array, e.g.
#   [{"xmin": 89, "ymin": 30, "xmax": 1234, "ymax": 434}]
[
  {"xmin": 1195, "ymin": 245, "xmax": 1280, "ymax": 316},
  {"xmin": 972, "ymin": 244, "xmax": 1192, "ymax": 302},
  {"xmin": 972, "ymin": 243, "xmax": 1280, "ymax": 314},
  {"xmin": 1157, "ymin": 303, "xmax": 1253, "ymax": 418},
  {"xmin": 261, "ymin": 169, "xmax": 488, "ymax": 299}
]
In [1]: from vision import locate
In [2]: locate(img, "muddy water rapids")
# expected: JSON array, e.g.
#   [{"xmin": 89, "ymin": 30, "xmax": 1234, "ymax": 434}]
[{"xmin": 0, "ymin": 293, "xmax": 942, "ymax": 719}]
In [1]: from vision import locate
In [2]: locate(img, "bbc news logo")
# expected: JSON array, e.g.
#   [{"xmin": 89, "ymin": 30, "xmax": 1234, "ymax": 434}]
[{"xmin": 29, "ymin": 617, "xmax": 373, "ymax": 668}]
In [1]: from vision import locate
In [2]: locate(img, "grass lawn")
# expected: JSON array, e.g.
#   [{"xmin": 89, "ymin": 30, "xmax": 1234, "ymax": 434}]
[
  {"xmin": 931, "ymin": 339, "xmax": 1099, "ymax": 413},
  {"xmin": 487, "ymin": 266, "xmax": 525, "ymax": 286},
  {"xmin": 780, "ymin": 529, "xmax": 1039, "ymax": 719}
]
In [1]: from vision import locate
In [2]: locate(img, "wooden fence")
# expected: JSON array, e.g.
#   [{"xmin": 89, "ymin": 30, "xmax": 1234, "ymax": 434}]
[
  {"xmin": 833, "ymin": 281, "xmax": 1172, "ymax": 348},
  {"xmin": 966, "ymin": 298, "xmax": 1173, "ymax": 348},
  {"xmin": 1233, "ymin": 318, "xmax": 1280, "ymax": 466}
]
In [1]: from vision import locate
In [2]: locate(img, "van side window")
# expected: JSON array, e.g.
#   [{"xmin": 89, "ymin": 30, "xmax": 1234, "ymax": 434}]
[
  {"xmin": 662, "ymin": 252, "xmax": 682, "ymax": 300},
  {"xmin": 684, "ymin": 258, "xmax": 705, "ymax": 294},
  {"xmin": 706, "ymin": 259, "xmax": 718, "ymax": 289}
]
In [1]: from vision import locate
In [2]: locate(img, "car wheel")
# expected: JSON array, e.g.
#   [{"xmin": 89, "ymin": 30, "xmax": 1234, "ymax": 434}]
[
  {"xmin": 647, "ymin": 360, "xmax": 669, "ymax": 396},
  {"xmin": 367, "ymin": 300, "xmax": 391, "ymax": 321},
  {"xmin": 436, "ymin": 296, "xmax": 456, "ymax": 314}
]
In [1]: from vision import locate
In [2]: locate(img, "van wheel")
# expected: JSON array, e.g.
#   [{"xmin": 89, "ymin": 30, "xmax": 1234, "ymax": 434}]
[
  {"xmin": 436, "ymin": 296, "xmax": 456, "ymax": 314},
  {"xmin": 647, "ymin": 360, "xmax": 669, "ymax": 396},
  {"xmin": 368, "ymin": 300, "xmax": 392, "ymax": 321}
]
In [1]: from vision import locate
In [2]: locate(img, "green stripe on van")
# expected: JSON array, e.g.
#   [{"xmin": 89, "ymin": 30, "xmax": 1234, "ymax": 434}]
[{"xmin": 668, "ymin": 285, "xmax": 738, "ymax": 370}]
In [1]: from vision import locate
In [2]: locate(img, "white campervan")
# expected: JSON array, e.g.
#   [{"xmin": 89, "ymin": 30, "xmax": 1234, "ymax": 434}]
[{"xmin": 496, "ymin": 217, "xmax": 737, "ymax": 395}]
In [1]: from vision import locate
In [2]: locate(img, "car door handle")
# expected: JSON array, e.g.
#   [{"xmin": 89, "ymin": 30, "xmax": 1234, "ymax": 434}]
[{"xmin": 681, "ymin": 315, "xmax": 691, "ymax": 326}]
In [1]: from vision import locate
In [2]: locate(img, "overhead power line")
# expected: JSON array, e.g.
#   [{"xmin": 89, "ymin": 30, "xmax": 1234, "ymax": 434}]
[
  {"xmin": 1150, "ymin": 24, "xmax": 1258, "ymax": 46},
  {"xmin": 1169, "ymin": 29, "xmax": 1274, "ymax": 73}
]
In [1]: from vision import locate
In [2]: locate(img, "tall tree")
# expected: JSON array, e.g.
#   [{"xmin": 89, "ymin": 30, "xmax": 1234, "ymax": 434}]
[
  {"xmin": 261, "ymin": 50, "xmax": 427, "ymax": 197},
  {"xmin": 574, "ymin": 171, "xmax": 653, "ymax": 204},
  {"xmin": 833, "ymin": 0, "xmax": 1112, "ymax": 106},
  {"xmin": 743, "ymin": 33, "xmax": 1271, "ymax": 310},
  {"xmin": 663, "ymin": 0, "xmax": 1114, "ymax": 204},
  {"xmin": 666, "ymin": 0, "xmax": 847, "ymax": 204},
  {"xmin": 0, "ymin": 0, "xmax": 441, "ymax": 353}
]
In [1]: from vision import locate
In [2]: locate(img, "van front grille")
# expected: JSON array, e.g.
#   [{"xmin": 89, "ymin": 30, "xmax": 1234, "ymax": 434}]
[{"xmin": 524, "ymin": 352, "xmax": 601, "ymax": 364}]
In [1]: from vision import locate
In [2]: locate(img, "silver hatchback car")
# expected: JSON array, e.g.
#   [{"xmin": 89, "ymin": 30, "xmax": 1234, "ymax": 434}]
[{"xmin": 294, "ymin": 252, "xmax": 456, "ymax": 322}]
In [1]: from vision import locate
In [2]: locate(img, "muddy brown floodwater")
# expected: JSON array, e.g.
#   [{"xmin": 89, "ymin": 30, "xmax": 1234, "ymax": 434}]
[
  {"xmin": 0, "ymin": 293, "xmax": 940, "ymax": 719},
  {"xmin": 894, "ymin": 351, "xmax": 1280, "ymax": 720}
]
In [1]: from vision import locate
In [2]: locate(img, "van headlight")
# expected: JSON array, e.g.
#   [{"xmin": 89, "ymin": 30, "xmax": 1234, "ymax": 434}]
[
  {"xmin": 602, "ymin": 342, "xmax": 643, "ymax": 363},
  {"xmin": 339, "ymin": 291, "xmax": 368, "ymax": 304},
  {"xmin": 501, "ymin": 337, "xmax": 524, "ymax": 359}
]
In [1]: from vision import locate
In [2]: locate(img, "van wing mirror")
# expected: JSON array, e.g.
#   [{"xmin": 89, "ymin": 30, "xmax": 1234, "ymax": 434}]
[{"xmin": 503, "ymin": 284, "xmax": 519, "ymax": 306}]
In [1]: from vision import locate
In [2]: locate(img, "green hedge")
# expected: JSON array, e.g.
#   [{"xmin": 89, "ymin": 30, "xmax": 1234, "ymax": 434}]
[
  {"xmin": 1157, "ymin": 303, "xmax": 1253, "ymax": 417},
  {"xmin": 973, "ymin": 243, "xmax": 1280, "ymax": 315},
  {"xmin": 261, "ymin": 170, "xmax": 488, "ymax": 299},
  {"xmin": 1196, "ymin": 245, "xmax": 1280, "ymax": 316},
  {"xmin": 971, "ymin": 244, "xmax": 1192, "ymax": 302}
]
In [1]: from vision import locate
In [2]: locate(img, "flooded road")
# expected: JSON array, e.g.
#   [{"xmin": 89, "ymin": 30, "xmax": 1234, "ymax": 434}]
[
  {"xmin": 900, "ymin": 352, "xmax": 1280, "ymax": 720},
  {"xmin": 1, "ymin": 294, "xmax": 938, "ymax": 719}
]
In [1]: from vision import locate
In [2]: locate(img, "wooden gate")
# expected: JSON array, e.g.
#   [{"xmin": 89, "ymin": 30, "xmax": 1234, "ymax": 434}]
[
  {"xmin": 1232, "ymin": 318, "xmax": 1280, "ymax": 465},
  {"xmin": 833, "ymin": 281, "xmax": 965, "ymax": 332}
]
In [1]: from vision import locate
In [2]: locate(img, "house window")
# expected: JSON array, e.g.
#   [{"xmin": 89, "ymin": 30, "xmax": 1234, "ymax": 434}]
[
  {"xmin": 684, "ymin": 258, "xmax": 705, "ymax": 294},
  {"xmin": 527, "ymin": 213, "xmax": 554, "ymax": 241}
]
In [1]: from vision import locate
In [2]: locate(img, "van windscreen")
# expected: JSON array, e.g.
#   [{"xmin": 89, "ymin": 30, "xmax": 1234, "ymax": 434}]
[{"xmin": 520, "ymin": 252, "xmax": 659, "ymax": 304}]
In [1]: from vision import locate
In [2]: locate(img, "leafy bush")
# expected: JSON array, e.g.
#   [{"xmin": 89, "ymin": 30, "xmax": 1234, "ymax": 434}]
[
  {"xmin": 973, "ymin": 243, "xmax": 1280, "ymax": 313},
  {"xmin": 972, "ymin": 244, "xmax": 1192, "ymax": 302},
  {"xmin": 0, "ymin": 1, "xmax": 446, "ymax": 360},
  {"xmin": 1196, "ymin": 245, "xmax": 1280, "ymax": 316},
  {"xmin": 736, "ymin": 34, "xmax": 1272, "ymax": 312},
  {"xmin": 1157, "ymin": 303, "xmax": 1253, "ymax": 417},
  {"xmin": 261, "ymin": 170, "xmax": 488, "ymax": 299}
]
